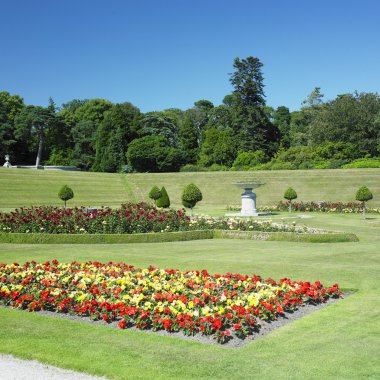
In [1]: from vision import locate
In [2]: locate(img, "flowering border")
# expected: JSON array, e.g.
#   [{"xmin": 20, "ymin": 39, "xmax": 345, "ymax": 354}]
[{"xmin": 0, "ymin": 260, "xmax": 341, "ymax": 343}]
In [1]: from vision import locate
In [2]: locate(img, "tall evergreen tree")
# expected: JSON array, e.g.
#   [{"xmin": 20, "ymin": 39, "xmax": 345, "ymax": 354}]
[{"xmin": 229, "ymin": 56, "xmax": 279, "ymax": 155}]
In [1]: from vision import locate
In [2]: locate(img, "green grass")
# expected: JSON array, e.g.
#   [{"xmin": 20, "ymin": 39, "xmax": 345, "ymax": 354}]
[
  {"xmin": 0, "ymin": 213, "xmax": 379, "ymax": 379},
  {"xmin": 1, "ymin": 168, "xmax": 380, "ymax": 210}
]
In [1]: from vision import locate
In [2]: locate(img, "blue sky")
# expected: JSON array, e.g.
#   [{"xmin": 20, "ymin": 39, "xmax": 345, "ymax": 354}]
[{"xmin": 1, "ymin": 0, "xmax": 379, "ymax": 112}]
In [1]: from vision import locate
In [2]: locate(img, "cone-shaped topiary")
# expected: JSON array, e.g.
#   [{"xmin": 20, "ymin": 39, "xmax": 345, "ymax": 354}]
[
  {"xmin": 156, "ymin": 186, "xmax": 170, "ymax": 208},
  {"xmin": 284, "ymin": 187, "xmax": 297, "ymax": 213},
  {"xmin": 355, "ymin": 186, "xmax": 373, "ymax": 219},
  {"xmin": 58, "ymin": 185, "xmax": 74, "ymax": 209},
  {"xmin": 148, "ymin": 186, "xmax": 162, "ymax": 206},
  {"xmin": 182, "ymin": 183, "xmax": 203, "ymax": 216}
]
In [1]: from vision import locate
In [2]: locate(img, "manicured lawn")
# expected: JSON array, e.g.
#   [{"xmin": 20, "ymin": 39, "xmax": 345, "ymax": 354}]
[
  {"xmin": 0, "ymin": 213, "xmax": 379, "ymax": 379},
  {"xmin": 1, "ymin": 168, "xmax": 380, "ymax": 210}
]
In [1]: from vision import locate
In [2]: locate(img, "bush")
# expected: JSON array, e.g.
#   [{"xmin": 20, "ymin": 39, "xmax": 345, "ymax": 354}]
[
  {"xmin": 343, "ymin": 157, "xmax": 380, "ymax": 168},
  {"xmin": 232, "ymin": 150, "xmax": 266, "ymax": 170},
  {"xmin": 148, "ymin": 186, "xmax": 162, "ymax": 206},
  {"xmin": 156, "ymin": 187, "xmax": 170, "ymax": 208},
  {"xmin": 58, "ymin": 185, "xmax": 74, "ymax": 208},
  {"xmin": 182, "ymin": 184, "xmax": 203, "ymax": 215},
  {"xmin": 284, "ymin": 187, "xmax": 297, "ymax": 212},
  {"xmin": 356, "ymin": 186, "xmax": 373, "ymax": 219}
]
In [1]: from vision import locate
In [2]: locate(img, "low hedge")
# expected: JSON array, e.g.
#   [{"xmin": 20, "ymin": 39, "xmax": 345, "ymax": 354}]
[
  {"xmin": 0, "ymin": 230, "xmax": 213, "ymax": 244},
  {"xmin": 0, "ymin": 229, "xmax": 358, "ymax": 244},
  {"xmin": 213, "ymin": 230, "xmax": 359, "ymax": 243}
]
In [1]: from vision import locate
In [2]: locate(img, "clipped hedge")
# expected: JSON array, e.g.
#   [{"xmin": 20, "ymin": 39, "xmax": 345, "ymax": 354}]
[
  {"xmin": 0, "ymin": 229, "xmax": 358, "ymax": 244},
  {"xmin": 0, "ymin": 230, "xmax": 213, "ymax": 244}
]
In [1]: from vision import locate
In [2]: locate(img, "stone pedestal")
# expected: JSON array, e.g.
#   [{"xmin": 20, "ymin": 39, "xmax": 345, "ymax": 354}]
[
  {"xmin": 225, "ymin": 181, "xmax": 271, "ymax": 217},
  {"xmin": 241, "ymin": 189, "xmax": 257, "ymax": 215}
]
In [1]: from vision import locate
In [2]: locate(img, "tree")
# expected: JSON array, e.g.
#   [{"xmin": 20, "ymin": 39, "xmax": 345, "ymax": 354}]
[
  {"xmin": 70, "ymin": 120, "xmax": 97, "ymax": 170},
  {"xmin": 14, "ymin": 105, "xmax": 56, "ymax": 167},
  {"xmin": 182, "ymin": 183, "xmax": 203, "ymax": 216},
  {"xmin": 273, "ymin": 106, "xmax": 291, "ymax": 149},
  {"xmin": 92, "ymin": 102, "xmax": 140, "ymax": 172},
  {"xmin": 178, "ymin": 112, "xmax": 199, "ymax": 163},
  {"xmin": 199, "ymin": 128, "xmax": 237, "ymax": 167},
  {"xmin": 229, "ymin": 56, "xmax": 280, "ymax": 155},
  {"xmin": 58, "ymin": 185, "xmax": 74, "ymax": 208},
  {"xmin": 126, "ymin": 136, "xmax": 185, "ymax": 172},
  {"xmin": 156, "ymin": 187, "xmax": 170, "ymax": 208},
  {"xmin": 148, "ymin": 186, "xmax": 162, "ymax": 206},
  {"xmin": 194, "ymin": 99, "xmax": 214, "ymax": 112},
  {"xmin": 309, "ymin": 92, "xmax": 380, "ymax": 156},
  {"xmin": 284, "ymin": 187, "xmax": 297, "ymax": 212},
  {"xmin": 140, "ymin": 114, "xmax": 179, "ymax": 147},
  {"xmin": 355, "ymin": 186, "xmax": 373, "ymax": 220},
  {"xmin": 0, "ymin": 91, "xmax": 24, "ymax": 160}
]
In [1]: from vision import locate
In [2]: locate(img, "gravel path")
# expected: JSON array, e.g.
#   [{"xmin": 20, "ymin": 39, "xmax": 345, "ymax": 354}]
[{"xmin": 0, "ymin": 354, "xmax": 107, "ymax": 380}]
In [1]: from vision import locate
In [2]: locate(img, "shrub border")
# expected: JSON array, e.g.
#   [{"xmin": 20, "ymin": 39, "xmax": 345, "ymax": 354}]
[{"xmin": 0, "ymin": 229, "xmax": 358, "ymax": 244}]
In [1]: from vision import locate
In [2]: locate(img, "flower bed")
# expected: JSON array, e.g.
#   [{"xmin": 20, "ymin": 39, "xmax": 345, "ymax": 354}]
[
  {"xmin": 276, "ymin": 201, "xmax": 379, "ymax": 213},
  {"xmin": 0, "ymin": 203, "xmax": 189, "ymax": 234},
  {"xmin": 0, "ymin": 204, "xmax": 322, "ymax": 235},
  {"xmin": 227, "ymin": 201, "xmax": 379, "ymax": 213},
  {"xmin": 0, "ymin": 260, "xmax": 341, "ymax": 343}
]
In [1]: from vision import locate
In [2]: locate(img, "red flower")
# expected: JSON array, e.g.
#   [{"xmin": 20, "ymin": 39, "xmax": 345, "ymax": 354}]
[
  {"xmin": 118, "ymin": 320, "xmax": 126, "ymax": 329},
  {"xmin": 163, "ymin": 319, "xmax": 173, "ymax": 330}
]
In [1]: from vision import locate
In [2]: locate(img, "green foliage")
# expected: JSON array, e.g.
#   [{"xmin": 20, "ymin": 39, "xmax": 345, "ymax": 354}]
[
  {"xmin": 58, "ymin": 185, "xmax": 74, "ymax": 208},
  {"xmin": 309, "ymin": 92, "xmax": 380, "ymax": 156},
  {"xmin": 232, "ymin": 150, "xmax": 266, "ymax": 170},
  {"xmin": 343, "ymin": 157, "xmax": 380, "ymax": 168},
  {"xmin": 0, "ymin": 230, "xmax": 213, "ymax": 244},
  {"xmin": 14, "ymin": 105, "xmax": 57, "ymax": 167},
  {"xmin": 198, "ymin": 128, "xmax": 237, "ymax": 167},
  {"xmin": 156, "ymin": 186, "xmax": 170, "ymax": 208},
  {"xmin": 126, "ymin": 136, "xmax": 185, "ymax": 173},
  {"xmin": 0, "ymin": 91, "xmax": 24, "ymax": 160},
  {"xmin": 148, "ymin": 186, "xmax": 162, "ymax": 205},
  {"xmin": 178, "ymin": 112, "xmax": 199, "ymax": 163},
  {"xmin": 260, "ymin": 143, "xmax": 357, "ymax": 170},
  {"xmin": 92, "ymin": 102, "xmax": 140, "ymax": 172},
  {"xmin": 229, "ymin": 56, "xmax": 280, "ymax": 155},
  {"xmin": 182, "ymin": 183, "xmax": 203, "ymax": 210},
  {"xmin": 140, "ymin": 114, "xmax": 179, "ymax": 147},
  {"xmin": 194, "ymin": 99, "xmax": 214, "ymax": 112},
  {"xmin": 355, "ymin": 186, "xmax": 373, "ymax": 202},
  {"xmin": 284, "ymin": 187, "xmax": 297, "ymax": 201},
  {"xmin": 273, "ymin": 106, "xmax": 291, "ymax": 149}
]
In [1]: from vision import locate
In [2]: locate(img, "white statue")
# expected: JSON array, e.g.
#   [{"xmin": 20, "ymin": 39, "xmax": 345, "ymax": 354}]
[{"xmin": 3, "ymin": 155, "xmax": 12, "ymax": 168}]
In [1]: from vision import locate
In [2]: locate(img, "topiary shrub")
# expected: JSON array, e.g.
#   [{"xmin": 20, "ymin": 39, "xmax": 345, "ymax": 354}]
[
  {"xmin": 355, "ymin": 186, "xmax": 373, "ymax": 219},
  {"xmin": 284, "ymin": 187, "xmax": 297, "ymax": 213},
  {"xmin": 156, "ymin": 186, "xmax": 170, "ymax": 208},
  {"xmin": 58, "ymin": 185, "xmax": 74, "ymax": 209},
  {"xmin": 182, "ymin": 183, "xmax": 203, "ymax": 216},
  {"xmin": 148, "ymin": 186, "xmax": 162, "ymax": 206}
]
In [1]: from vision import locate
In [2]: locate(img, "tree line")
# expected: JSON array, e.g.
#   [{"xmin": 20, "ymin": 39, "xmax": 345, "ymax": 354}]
[{"xmin": 1, "ymin": 56, "xmax": 380, "ymax": 172}]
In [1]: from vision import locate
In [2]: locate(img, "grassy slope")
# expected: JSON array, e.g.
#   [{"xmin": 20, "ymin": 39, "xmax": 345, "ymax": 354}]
[
  {"xmin": 1, "ymin": 168, "xmax": 380, "ymax": 210},
  {"xmin": 0, "ymin": 213, "xmax": 379, "ymax": 379}
]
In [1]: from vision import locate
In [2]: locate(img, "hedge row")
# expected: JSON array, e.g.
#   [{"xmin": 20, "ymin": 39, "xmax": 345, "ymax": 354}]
[{"xmin": 0, "ymin": 229, "xmax": 358, "ymax": 244}]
